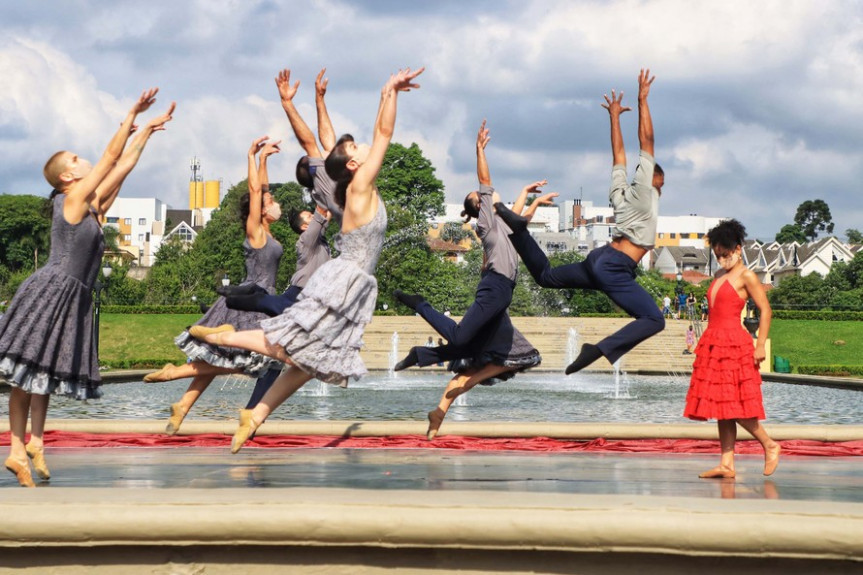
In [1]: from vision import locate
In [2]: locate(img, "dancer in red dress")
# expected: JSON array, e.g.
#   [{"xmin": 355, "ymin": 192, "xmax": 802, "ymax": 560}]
[{"xmin": 683, "ymin": 219, "xmax": 781, "ymax": 478}]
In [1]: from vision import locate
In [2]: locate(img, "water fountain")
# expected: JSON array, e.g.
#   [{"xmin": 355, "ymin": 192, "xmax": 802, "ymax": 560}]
[
  {"xmin": 388, "ymin": 331, "xmax": 399, "ymax": 377},
  {"xmin": 564, "ymin": 327, "xmax": 579, "ymax": 368},
  {"xmin": 608, "ymin": 358, "xmax": 633, "ymax": 399}
]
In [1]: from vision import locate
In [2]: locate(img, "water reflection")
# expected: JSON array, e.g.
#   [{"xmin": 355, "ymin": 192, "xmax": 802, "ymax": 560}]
[{"xmin": 1, "ymin": 372, "xmax": 860, "ymax": 425}]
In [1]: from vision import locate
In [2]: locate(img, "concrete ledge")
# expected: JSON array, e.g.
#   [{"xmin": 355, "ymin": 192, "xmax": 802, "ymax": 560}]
[
  {"xmin": 763, "ymin": 372, "xmax": 863, "ymax": 391},
  {"xmin": 0, "ymin": 488, "xmax": 860, "ymax": 567},
  {"xmin": 7, "ymin": 419, "xmax": 863, "ymax": 442}
]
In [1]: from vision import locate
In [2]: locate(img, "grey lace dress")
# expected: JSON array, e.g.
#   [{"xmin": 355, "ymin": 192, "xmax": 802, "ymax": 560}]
[
  {"xmin": 174, "ymin": 234, "xmax": 283, "ymax": 375},
  {"xmin": 0, "ymin": 194, "xmax": 104, "ymax": 399},
  {"xmin": 260, "ymin": 197, "xmax": 386, "ymax": 387}
]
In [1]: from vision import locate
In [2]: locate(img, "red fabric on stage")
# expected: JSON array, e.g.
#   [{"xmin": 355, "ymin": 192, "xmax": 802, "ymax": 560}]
[{"xmin": 2, "ymin": 431, "xmax": 863, "ymax": 456}]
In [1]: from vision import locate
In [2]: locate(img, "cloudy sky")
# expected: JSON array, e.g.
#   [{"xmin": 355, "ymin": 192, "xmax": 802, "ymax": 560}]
[{"xmin": 1, "ymin": 0, "xmax": 861, "ymax": 241}]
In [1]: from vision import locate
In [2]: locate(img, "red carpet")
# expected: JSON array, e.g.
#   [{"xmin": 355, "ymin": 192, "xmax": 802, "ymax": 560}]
[{"xmin": 2, "ymin": 431, "xmax": 862, "ymax": 456}]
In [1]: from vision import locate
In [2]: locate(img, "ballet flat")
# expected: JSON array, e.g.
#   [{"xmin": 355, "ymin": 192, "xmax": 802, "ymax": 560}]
[
  {"xmin": 165, "ymin": 402, "xmax": 187, "ymax": 435},
  {"xmin": 143, "ymin": 363, "xmax": 178, "ymax": 383},
  {"xmin": 231, "ymin": 409, "xmax": 259, "ymax": 454},
  {"xmin": 25, "ymin": 443, "xmax": 50, "ymax": 480},
  {"xmin": 5, "ymin": 457, "xmax": 35, "ymax": 488},
  {"xmin": 698, "ymin": 466, "xmax": 736, "ymax": 479},
  {"xmin": 426, "ymin": 407, "xmax": 445, "ymax": 441},
  {"xmin": 188, "ymin": 324, "xmax": 235, "ymax": 341}
]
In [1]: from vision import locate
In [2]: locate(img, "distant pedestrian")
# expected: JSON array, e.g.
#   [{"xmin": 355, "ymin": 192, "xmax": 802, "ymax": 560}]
[{"xmin": 662, "ymin": 295, "xmax": 671, "ymax": 318}]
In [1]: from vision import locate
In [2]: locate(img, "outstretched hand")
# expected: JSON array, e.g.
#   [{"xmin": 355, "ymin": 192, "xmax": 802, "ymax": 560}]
[
  {"xmin": 275, "ymin": 69, "xmax": 299, "ymax": 102},
  {"xmin": 315, "ymin": 68, "xmax": 328, "ymax": 98},
  {"xmin": 533, "ymin": 192, "xmax": 559, "ymax": 206},
  {"xmin": 249, "ymin": 135, "xmax": 269, "ymax": 156},
  {"xmin": 523, "ymin": 179, "xmax": 548, "ymax": 194},
  {"xmin": 389, "ymin": 67, "xmax": 425, "ymax": 92},
  {"xmin": 260, "ymin": 139, "xmax": 281, "ymax": 158},
  {"xmin": 601, "ymin": 89, "xmax": 631, "ymax": 116},
  {"xmin": 638, "ymin": 68, "xmax": 655, "ymax": 101},
  {"xmin": 476, "ymin": 119, "xmax": 490, "ymax": 150},
  {"xmin": 133, "ymin": 88, "xmax": 159, "ymax": 115},
  {"xmin": 147, "ymin": 102, "xmax": 176, "ymax": 132}
]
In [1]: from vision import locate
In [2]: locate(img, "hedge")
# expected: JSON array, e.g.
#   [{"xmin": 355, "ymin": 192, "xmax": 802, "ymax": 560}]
[
  {"xmin": 796, "ymin": 365, "xmax": 863, "ymax": 377},
  {"xmin": 99, "ymin": 358, "xmax": 181, "ymax": 370},
  {"xmin": 102, "ymin": 305, "xmax": 200, "ymax": 314},
  {"xmin": 771, "ymin": 310, "xmax": 863, "ymax": 321}
]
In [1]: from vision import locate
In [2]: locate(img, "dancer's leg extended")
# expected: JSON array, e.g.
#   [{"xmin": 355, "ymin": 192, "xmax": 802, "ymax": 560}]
[
  {"xmin": 198, "ymin": 328, "xmax": 291, "ymax": 363},
  {"xmin": 232, "ymin": 367, "xmax": 313, "ymax": 453},
  {"xmin": 145, "ymin": 361, "xmax": 239, "ymax": 383},
  {"xmin": 589, "ymin": 246, "xmax": 665, "ymax": 365},
  {"xmin": 245, "ymin": 368, "xmax": 281, "ymax": 409},
  {"xmin": 426, "ymin": 363, "xmax": 514, "ymax": 440},
  {"xmin": 227, "ymin": 285, "xmax": 302, "ymax": 317}
]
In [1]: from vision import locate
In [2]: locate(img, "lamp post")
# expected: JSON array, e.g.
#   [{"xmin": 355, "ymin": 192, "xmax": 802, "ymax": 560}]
[
  {"xmin": 222, "ymin": 274, "xmax": 230, "ymax": 288},
  {"xmin": 93, "ymin": 264, "xmax": 113, "ymax": 355}
]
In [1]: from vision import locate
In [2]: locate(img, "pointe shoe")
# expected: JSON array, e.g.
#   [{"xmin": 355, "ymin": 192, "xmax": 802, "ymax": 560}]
[
  {"xmin": 25, "ymin": 443, "xmax": 50, "ymax": 480},
  {"xmin": 426, "ymin": 408, "xmax": 445, "ymax": 441},
  {"xmin": 231, "ymin": 409, "xmax": 259, "ymax": 454},
  {"xmin": 764, "ymin": 444, "xmax": 781, "ymax": 476},
  {"xmin": 143, "ymin": 363, "xmax": 178, "ymax": 383},
  {"xmin": 5, "ymin": 457, "xmax": 35, "ymax": 488},
  {"xmin": 698, "ymin": 466, "xmax": 736, "ymax": 479},
  {"xmin": 165, "ymin": 402, "xmax": 187, "ymax": 435},
  {"xmin": 188, "ymin": 324, "xmax": 235, "ymax": 341}
]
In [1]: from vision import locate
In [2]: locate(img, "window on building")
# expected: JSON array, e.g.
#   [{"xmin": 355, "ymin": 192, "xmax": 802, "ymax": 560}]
[
  {"xmin": 176, "ymin": 227, "xmax": 194, "ymax": 242},
  {"xmin": 124, "ymin": 218, "xmax": 131, "ymax": 225},
  {"xmin": 658, "ymin": 233, "xmax": 665, "ymax": 239},
  {"xmin": 106, "ymin": 217, "xmax": 119, "ymax": 224},
  {"xmin": 670, "ymin": 233, "xmax": 677, "ymax": 239},
  {"xmin": 138, "ymin": 234, "xmax": 144, "ymax": 242},
  {"xmin": 123, "ymin": 234, "xmax": 132, "ymax": 242},
  {"xmin": 139, "ymin": 218, "xmax": 146, "ymax": 225}
]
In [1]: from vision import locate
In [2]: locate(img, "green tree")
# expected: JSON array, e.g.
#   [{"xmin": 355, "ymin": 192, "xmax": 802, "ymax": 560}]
[
  {"xmin": 845, "ymin": 228, "xmax": 863, "ymax": 244},
  {"xmin": 793, "ymin": 199, "xmax": 834, "ymax": 241},
  {"xmin": 0, "ymin": 194, "xmax": 52, "ymax": 273},
  {"xmin": 439, "ymin": 222, "xmax": 472, "ymax": 244},
  {"xmin": 775, "ymin": 223, "xmax": 806, "ymax": 244},
  {"xmin": 767, "ymin": 273, "xmax": 827, "ymax": 310},
  {"xmin": 377, "ymin": 142, "xmax": 445, "ymax": 224}
]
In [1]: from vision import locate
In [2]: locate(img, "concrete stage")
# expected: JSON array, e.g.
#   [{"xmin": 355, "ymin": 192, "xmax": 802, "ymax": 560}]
[{"xmin": 1, "ymin": 423, "xmax": 862, "ymax": 574}]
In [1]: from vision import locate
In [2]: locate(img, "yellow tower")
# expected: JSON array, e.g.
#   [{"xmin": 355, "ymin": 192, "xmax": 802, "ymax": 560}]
[{"xmin": 204, "ymin": 180, "xmax": 220, "ymax": 208}]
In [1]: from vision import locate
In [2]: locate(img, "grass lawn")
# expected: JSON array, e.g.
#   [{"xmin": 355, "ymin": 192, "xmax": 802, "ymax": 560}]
[
  {"xmin": 99, "ymin": 313, "xmax": 198, "ymax": 366},
  {"xmin": 770, "ymin": 319, "xmax": 863, "ymax": 371}
]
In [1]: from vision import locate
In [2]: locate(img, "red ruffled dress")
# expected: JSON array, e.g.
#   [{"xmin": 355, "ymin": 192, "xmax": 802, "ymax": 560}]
[{"xmin": 683, "ymin": 278, "xmax": 765, "ymax": 421}]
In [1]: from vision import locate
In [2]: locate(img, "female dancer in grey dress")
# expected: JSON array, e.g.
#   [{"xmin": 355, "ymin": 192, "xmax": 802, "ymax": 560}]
[
  {"xmin": 143, "ymin": 137, "xmax": 284, "ymax": 435},
  {"xmin": 0, "ymin": 91, "xmax": 174, "ymax": 486},
  {"xmin": 191, "ymin": 67, "xmax": 424, "ymax": 452}
]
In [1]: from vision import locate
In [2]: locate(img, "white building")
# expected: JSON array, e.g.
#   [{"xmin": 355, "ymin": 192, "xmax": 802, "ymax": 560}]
[{"xmin": 103, "ymin": 197, "xmax": 168, "ymax": 267}]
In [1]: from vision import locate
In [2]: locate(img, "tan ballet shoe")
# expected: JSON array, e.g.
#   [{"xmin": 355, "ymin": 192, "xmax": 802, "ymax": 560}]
[
  {"xmin": 5, "ymin": 457, "xmax": 35, "ymax": 488},
  {"xmin": 143, "ymin": 363, "xmax": 178, "ymax": 383},
  {"xmin": 426, "ymin": 407, "xmax": 445, "ymax": 441},
  {"xmin": 25, "ymin": 443, "xmax": 50, "ymax": 480},
  {"xmin": 763, "ymin": 444, "xmax": 781, "ymax": 476},
  {"xmin": 188, "ymin": 324, "xmax": 235, "ymax": 342},
  {"xmin": 698, "ymin": 466, "xmax": 736, "ymax": 479},
  {"xmin": 231, "ymin": 409, "xmax": 259, "ymax": 454},
  {"xmin": 165, "ymin": 402, "xmax": 187, "ymax": 435}
]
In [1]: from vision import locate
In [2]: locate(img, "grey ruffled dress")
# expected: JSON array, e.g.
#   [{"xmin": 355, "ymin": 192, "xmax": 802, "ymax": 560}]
[
  {"xmin": 0, "ymin": 194, "xmax": 104, "ymax": 399},
  {"xmin": 260, "ymin": 197, "xmax": 386, "ymax": 387},
  {"xmin": 174, "ymin": 234, "xmax": 283, "ymax": 375}
]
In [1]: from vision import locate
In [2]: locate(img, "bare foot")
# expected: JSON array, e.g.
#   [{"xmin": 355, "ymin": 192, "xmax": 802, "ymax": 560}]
[
  {"xmin": 699, "ymin": 466, "xmax": 736, "ymax": 479},
  {"xmin": 426, "ymin": 408, "xmax": 445, "ymax": 441},
  {"xmin": 763, "ymin": 443, "xmax": 781, "ymax": 476}
]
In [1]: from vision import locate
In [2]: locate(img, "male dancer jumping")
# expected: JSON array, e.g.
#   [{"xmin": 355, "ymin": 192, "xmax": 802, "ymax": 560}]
[
  {"xmin": 496, "ymin": 69, "xmax": 665, "ymax": 374},
  {"xmin": 225, "ymin": 68, "xmax": 339, "ymax": 407}
]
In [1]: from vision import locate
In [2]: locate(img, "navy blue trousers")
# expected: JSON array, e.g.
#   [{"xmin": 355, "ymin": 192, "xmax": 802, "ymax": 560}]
[
  {"xmin": 227, "ymin": 285, "xmax": 303, "ymax": 318},
  {"xmin": 509, "ymin": 231, "xmax": 664, "ymax": 364},
  {"xmin": 414, "ymin": 271, "xmax": 515, "ymax": 366},
  {"xmin": 241, "ymin": 285, "xmax": 304, "ymax": 408}
]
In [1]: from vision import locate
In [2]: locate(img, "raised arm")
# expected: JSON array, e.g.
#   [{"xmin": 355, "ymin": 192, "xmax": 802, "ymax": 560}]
[
  {"xmin": 522, "ymin": 192, "xmax": 559, "ymax": 222},
  {"xmin": 476, "ymin": 120, "xmax": 491, "ymax": 186},
  {"xmin": 637, "ymin": 68, "xmax": 655, "ymax": 158},
  {"xmin": 601, "ymin": 89, "xmax": 631, "ymax": 168},
  {"xmin": 275, "ymin": 69, "xmax": 321, "ymax": 158},
  {"xmin": 315, "ymin": 68, "xmax": 336, "ymax": 154},
  {"xmin": 246, "ymin": 136, "xmax": 268, "ymax": 242},
  {"xmin": 258, "ymin": 139, "xmax": 281, "ymax": 195},
  {"xmin": 350, "ymin": 67, "xmax": 424, "ymax": 200},
  {"xmin": 65, "ymin": 88, "xmax": 158, "ymax": 219},
  {"xmin": 93, "ymin": 101, "xmax": 176, "ymax": 216},
  {"xmin": 511, "ymin": 179, "xmax": 547, "ymax": 214}
]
